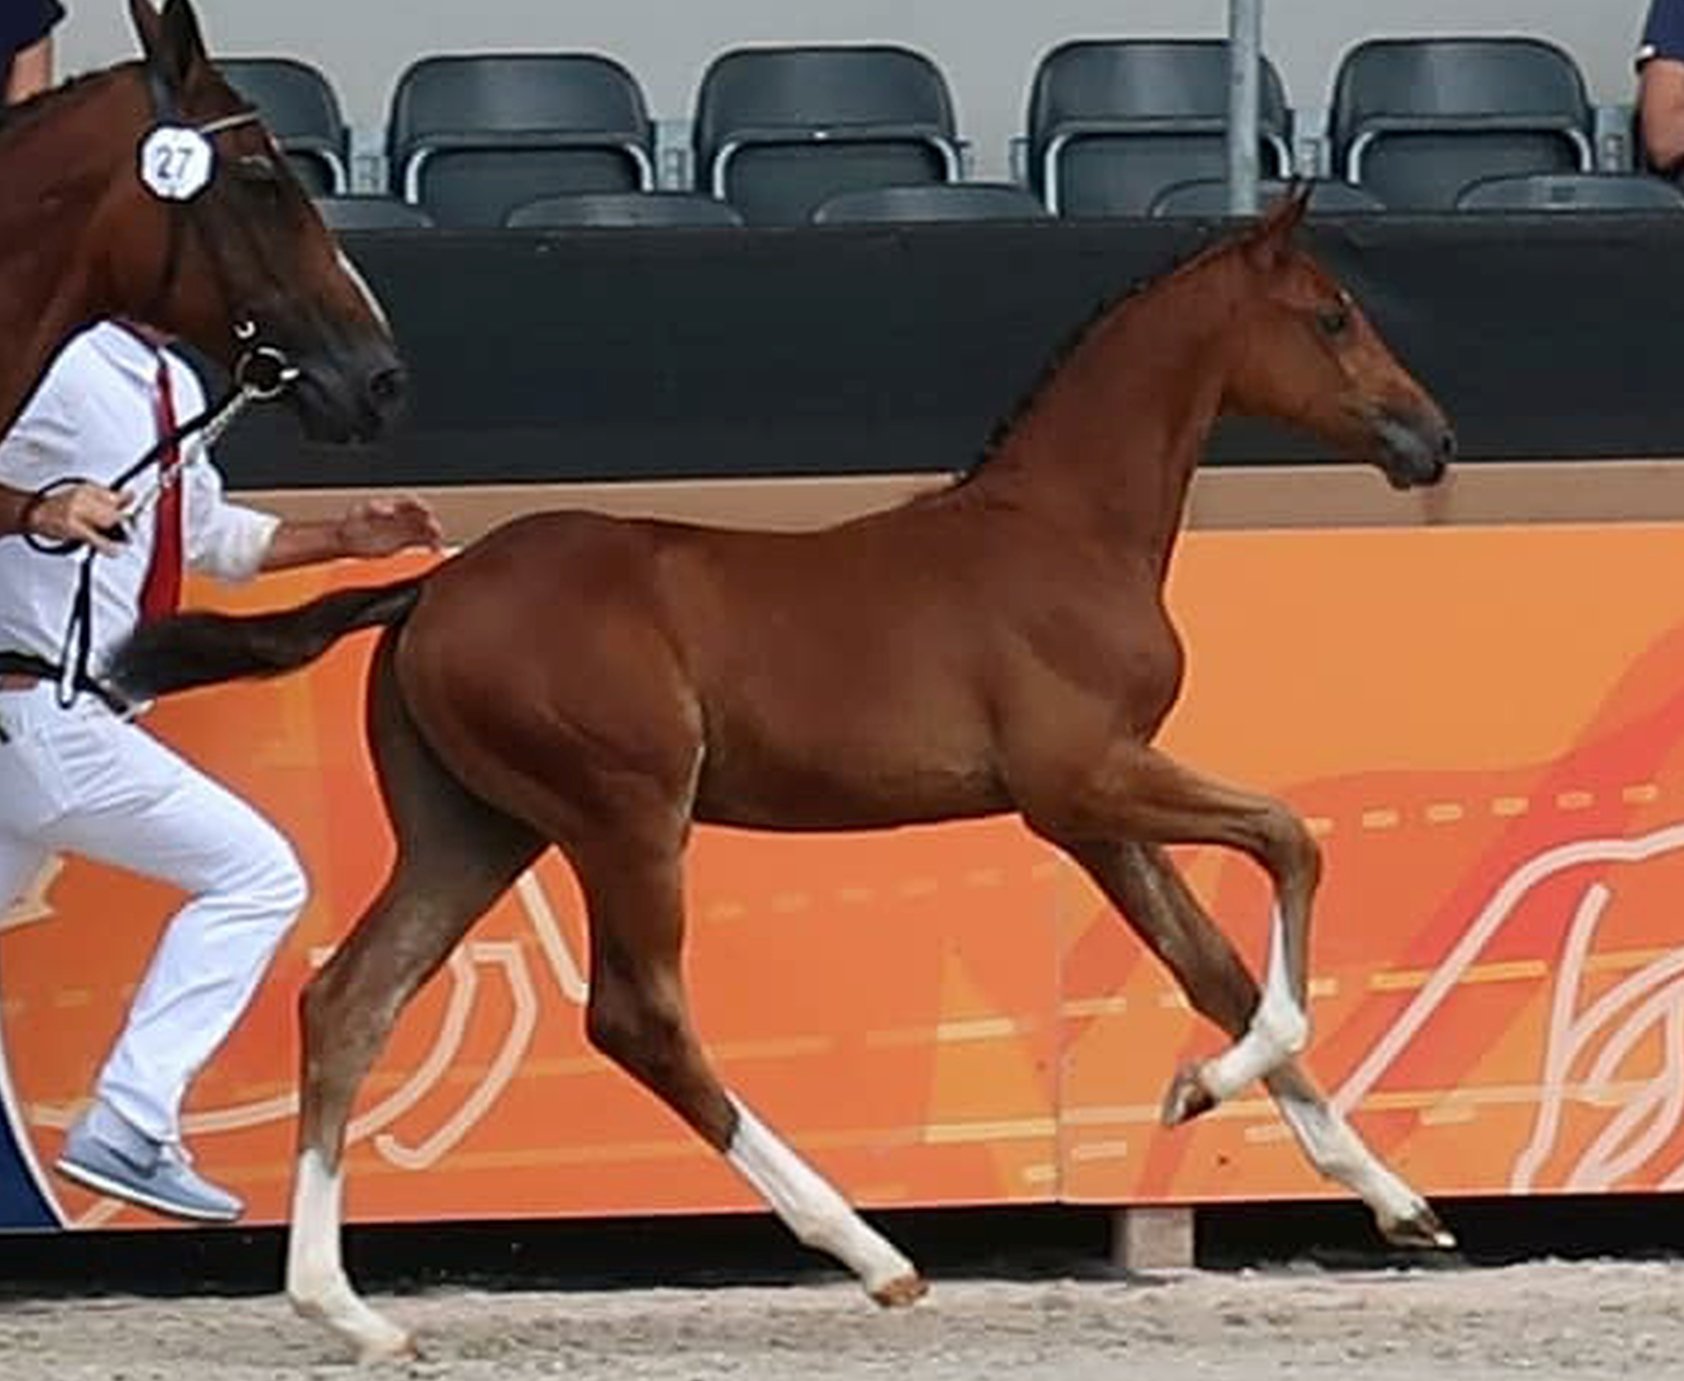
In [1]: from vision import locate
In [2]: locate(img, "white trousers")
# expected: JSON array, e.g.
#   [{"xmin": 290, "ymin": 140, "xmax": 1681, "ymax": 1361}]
[{"xmin": 0, "ymin": 684, "xmax": 306, "ymax": 1145}]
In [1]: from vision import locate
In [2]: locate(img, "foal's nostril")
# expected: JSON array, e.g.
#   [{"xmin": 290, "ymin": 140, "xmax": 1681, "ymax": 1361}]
[
  {"xmin": 367, "ymin": 366, "xmax": 407, "ymax": 411},
  {"xmin": 1438, "ymin": 427, "xmax": 1457, "ymax": 462}
]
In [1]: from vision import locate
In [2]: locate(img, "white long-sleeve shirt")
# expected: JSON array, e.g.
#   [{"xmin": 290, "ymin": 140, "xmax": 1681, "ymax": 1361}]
[{"xmin": 0, "ymin": 322, "xmax": 279, "ymax": 676}]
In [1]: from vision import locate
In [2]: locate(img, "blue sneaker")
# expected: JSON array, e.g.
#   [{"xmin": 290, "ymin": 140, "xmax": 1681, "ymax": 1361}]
[{"xmin": 54, "ymin": 1102, "xmax": 242, "ymax": 1224}]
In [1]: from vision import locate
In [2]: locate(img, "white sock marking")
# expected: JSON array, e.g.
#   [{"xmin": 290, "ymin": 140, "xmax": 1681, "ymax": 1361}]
[
  {"xmin": 286, "ymin": 1150, "xmax": 411, "ymax": 1360},
  {"xmin": 1273, "ymin": 1092, "xmax": 1426, "ymax": 1230},
  {"xmin": 1204, "ymin": 908, "xmax": 1309, "ymax": 1100},
  {"xmin": 725, "ymin": 1094, "xmax": 916, "ymax": 1295}
]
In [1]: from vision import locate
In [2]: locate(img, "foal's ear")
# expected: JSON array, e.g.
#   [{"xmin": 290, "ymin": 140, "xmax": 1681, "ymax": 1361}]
[
  {"xmin": 1243, "ymin": 181, "xmax": 1312, "ymax": 273},
  {"xmin": 131, "ymin": 0, "xmax": 209, "ymax": 90}
]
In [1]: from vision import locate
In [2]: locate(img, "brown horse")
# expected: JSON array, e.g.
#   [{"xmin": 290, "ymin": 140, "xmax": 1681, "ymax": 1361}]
[
  {"xmin": 116, "ymin": 191, "xmax": 1457, "ymax": 1362},
  {"xmin": 0, "ymin": 0, "xmax": 403, "ymax": 533}
]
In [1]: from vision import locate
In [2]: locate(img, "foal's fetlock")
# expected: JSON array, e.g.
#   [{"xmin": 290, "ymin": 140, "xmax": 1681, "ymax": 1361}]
[
  {"xmin": 1161, "ymin": 1061, "xmax": 1220, "ymax": 1127},
  {"xmin": 289, "ymin": 1284, "xmax": 416, "ymax": 1366}
]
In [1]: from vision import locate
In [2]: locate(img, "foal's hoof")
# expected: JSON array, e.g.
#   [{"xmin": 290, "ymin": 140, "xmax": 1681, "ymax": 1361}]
[
  {"xmin": 1379, "ymin": 1203, "xmax": 1457, "ymax": 1252},
  {"xmin": 356, "ymin": 1329, "xmax": 420, "ymax": 1367},
  {"xmin": 870, "ymin": 1273, "xmax": 930, "ymax": 1308},
  {"xmin": 355, "ymin": 1333, "xmax": 417, "ymax": 1367},
  {"xmin": 1161, "ymin": 1063, "xmax": 1219, "ymax": 1127}
]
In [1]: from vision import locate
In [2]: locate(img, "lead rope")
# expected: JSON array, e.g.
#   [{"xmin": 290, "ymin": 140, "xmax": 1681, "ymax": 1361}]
[{"xmin": 24, "ymin": 342, "xmax": 298, "ymax": 711}]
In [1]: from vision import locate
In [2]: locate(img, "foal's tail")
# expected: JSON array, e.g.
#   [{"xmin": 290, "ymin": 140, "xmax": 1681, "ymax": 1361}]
[{"xmin": 109, "ymin": 578, "xmax": 423, "ymax": 701}]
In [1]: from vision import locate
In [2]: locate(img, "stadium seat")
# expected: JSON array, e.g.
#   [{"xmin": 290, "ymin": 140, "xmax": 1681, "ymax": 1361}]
[
  {"xmin": 1454, "ymin": 171, "xmax": 1684, "ymax": 211},
  {"xmin": 1149, "ymin": 177, "xmax": 1385, "ymax": 217},
  {"xmin": 388, "ymin": 54, "xmax": 655, "ymax": 228},
  {"xmin": 693, "ymin": 45, "xmax": 963, "ymax": 226},
  {"xmin": 811, "ymin": 182, "xmax": 1050, "ymax": 224},
  {"xmin": 1330, "ymin": 38, "xmax": 1593, "ymax": 211},
  {"xmin": 504, "ymin": 191, "xmax": 745, "ymax": 228},
  {"xmin": 219, "ymin": 57, "xmax": 349, "ymax": 196},
  {"xmin": 313, "ymin": 196, "xmax": 436, "ymax": 230},
  {"xmin": 1025, "ymin": 39, "xmax": 1293, "ymax": 218}
]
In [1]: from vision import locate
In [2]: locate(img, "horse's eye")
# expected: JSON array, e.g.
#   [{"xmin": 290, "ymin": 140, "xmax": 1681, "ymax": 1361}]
[
  {"xmin": 1317, "ymin": 303, "xmax": 1351, "ymax": 338},
  {"xmin": 234, "ymin": 154, "xmax": 280, "ymax": 183}
]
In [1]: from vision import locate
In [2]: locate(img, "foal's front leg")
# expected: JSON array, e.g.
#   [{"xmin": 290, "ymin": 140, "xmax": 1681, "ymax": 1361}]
[
  {"xmin": 1072, "ymin": 839, "xmax": 1453, "ymax": 1250},
  {"xmin": 572, "ymin": 839, "xmax": 926, "ymax": 1305},
  {"xmin": 1027, "ymin": 743, "xmax": 1318, "ymax": 1119}
]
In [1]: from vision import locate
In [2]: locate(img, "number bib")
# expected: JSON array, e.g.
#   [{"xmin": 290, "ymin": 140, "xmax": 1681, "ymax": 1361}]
[{"xmin": 139, "ymin": 126, "xmax": 216, "ymax": 202}]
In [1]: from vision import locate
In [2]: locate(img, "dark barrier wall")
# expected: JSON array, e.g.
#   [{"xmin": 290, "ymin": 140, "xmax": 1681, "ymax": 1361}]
[{"xmin": 219, "ymin": 213, "xmax": 1684, "ymax": 489}]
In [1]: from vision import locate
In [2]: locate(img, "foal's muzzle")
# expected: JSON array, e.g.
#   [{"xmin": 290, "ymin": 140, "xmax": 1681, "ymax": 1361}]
[{"xmin": 1372, "ymin": 406, "xmax": 1456, "ymax": 490}]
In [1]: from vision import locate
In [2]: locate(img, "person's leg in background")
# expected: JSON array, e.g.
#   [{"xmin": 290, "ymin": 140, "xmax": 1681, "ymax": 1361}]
[{"xmin": 31, "ymin": 703, "xmax": 307, "ymax": 1220}]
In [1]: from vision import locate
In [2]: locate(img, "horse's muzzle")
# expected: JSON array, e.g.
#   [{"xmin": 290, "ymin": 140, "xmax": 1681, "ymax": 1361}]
[
  {"xmin": 1374, "ymin": 407, "xmax": 1455, "ymax": 490},
  {"xmin": 293, "ymin": 344, "xmax": 408, "ymax": 444}
]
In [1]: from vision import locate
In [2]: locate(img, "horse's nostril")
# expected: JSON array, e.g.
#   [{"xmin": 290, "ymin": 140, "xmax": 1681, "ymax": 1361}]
[
  {"xmin": 1438, "ymin": 427, "xmax": 1457, "ymax": 460},
  {"xmin": 368, "ymin": 367, "xmax": 407, "ymax": 410}
]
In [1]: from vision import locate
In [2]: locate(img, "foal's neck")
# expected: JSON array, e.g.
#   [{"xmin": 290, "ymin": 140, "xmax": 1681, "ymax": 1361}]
[
  {"xmin": 0, "ymin": 71, "xmax": 137, "ymax": 434},
  {"xmin": 967, "ymin": 253, "xmax": 1237, "ymax": 571}
]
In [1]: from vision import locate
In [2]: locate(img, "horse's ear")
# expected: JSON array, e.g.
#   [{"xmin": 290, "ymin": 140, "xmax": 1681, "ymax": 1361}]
[
  {"xmin": 134, "ymin": 0, "xmax": 208, "ymax": 90},
  {"xmin": 128, "ymin": 0, "xmax": 165, "ymax": 72},
  {"xmin": 1244, "ymin": 180, "xmax": 1311, "ymax": 273}
]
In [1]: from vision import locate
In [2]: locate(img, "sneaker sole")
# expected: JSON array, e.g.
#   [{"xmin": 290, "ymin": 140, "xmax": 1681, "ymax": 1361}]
[{"xmin": 53, "ymin": 1155, "xmax": 241, "ymax": 1224}]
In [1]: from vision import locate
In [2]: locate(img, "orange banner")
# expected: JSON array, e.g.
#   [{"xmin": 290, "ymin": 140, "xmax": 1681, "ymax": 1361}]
[{"xmin": 6, "ymin": 521, "xmax": 1684, "ymax": 1229}]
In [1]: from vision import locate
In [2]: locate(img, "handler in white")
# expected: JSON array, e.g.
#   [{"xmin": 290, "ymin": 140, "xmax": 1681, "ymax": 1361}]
[{"xmin": 0, "ymin": 319, "xmax": 442, "ymax": 1223}]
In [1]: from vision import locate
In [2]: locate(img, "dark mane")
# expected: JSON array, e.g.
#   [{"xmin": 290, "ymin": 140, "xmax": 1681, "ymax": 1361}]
[
  {"xmin": 0, "ymin": 67, "xmax": 121, "ymax": 141},
  {"xmin": 956, "ymin": 224, "xmax": 1245, "ymax": 484}
]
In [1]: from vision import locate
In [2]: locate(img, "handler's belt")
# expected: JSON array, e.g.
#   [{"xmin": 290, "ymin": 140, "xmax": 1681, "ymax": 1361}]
[{"xmin": 0, "ymin": 651, "xmax": 133, "ymax": 717}]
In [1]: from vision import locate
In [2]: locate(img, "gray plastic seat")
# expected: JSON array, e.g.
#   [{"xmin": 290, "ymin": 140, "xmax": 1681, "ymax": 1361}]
[
  {"xmin": 1026, "ymin": 39, "xmax": 1293, "ymax": 218},
  {"xmin": 811, "ymin": 182, "xmax": 1049, "ymax": 224},
  {"xmin": 694, "ymin": 45, "xmax": 962, "ymax": 226},
  {"xmin": 504, "ymin": 191, "xmax": 744, "ymax": 228},
  {"xmin": 388, "ymin": 54, "xmax": 654, "ymax": 228},
  {"xmin": 1455, "ymin": 171, "xmax": 1684, "ymax": 212},
  {"xmin": 219, "ymin": 57, "xmax": 349, "ymax": 195},
  {"xmin": 313, "ymin": 196, "xmax": 436, "ymax": 230},
  {"xmin": 1150, "ymin": 177, "xmax": 1386, "ymax": 217},
  {"xmin": 1331, "ymin": 38, "xmax": 1593, "ymax": 212}
]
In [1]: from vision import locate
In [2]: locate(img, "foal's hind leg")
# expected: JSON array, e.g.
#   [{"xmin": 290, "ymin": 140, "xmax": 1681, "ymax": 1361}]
[
  {"xmin": 1070, "ymin": 840, "xmax": 1452, "ymax": 1250},
  {"xmin": 285, "ymin": 636, "xmax": 544, "ymax": 1361},
  {"xmin": 1026, "ymin": 745, "xmax": 1319, "ymax": 1117},
  {"xmin": 566, "ymin": 835, "xmax": 925, "ymax": 1304}
]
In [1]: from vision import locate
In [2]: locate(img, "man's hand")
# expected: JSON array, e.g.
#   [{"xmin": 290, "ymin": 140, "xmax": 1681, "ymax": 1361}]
[
  {"xmin": 337, "ymin": 495, "xmax": 444, "ymax": 558},
  {"xmin": 28, "ymin": 483, "xmax": 128, "ymax": 555}
]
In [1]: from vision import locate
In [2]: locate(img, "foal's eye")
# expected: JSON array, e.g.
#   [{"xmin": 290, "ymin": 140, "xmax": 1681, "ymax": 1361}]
[{"xmin": 1316, "ymin": 303, "xmax": 1351, "ymax": 338}]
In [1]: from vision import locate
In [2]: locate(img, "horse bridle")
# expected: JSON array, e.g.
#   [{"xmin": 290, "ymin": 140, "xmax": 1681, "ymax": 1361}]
[{"xmin": 138, "ymin": 63, "xmax": 298, "ymax": 407}]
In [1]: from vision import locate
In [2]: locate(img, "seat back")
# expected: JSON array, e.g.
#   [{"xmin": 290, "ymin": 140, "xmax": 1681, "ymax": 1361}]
[
  {"xmin": 812, "ymin": 182, "xmax": 1049, "ymax": 224},
  {"xmin": 1455, "ymin": 171, "xmax": 1684, "ymax": 211},
  {"xmin": 313, "ymin": 196, "xmax": 436, "ymax": 230},
  {"xmin": 693, "ymin": 45, "xmax": 961, "ymax": 225},
  {"xmin": 1026, "ymin": 39, "xmax": 1292, "ymax": 216},
  {"xmin": 504, "ymin": 191, "xmax": 745, "ymax": 228},
  {"xmin": 388, "ymin": 53, "xmax": 654, "ymax": 227},
  {"xmin": 1150, "ymin": 177, "xmax": 1385, "ymax": 217},
  {"xmin": 220, "ymin": 57, "xmax": 348, "ymax": 195},
  {"xmin": 1331, "ymin": 37, "xmax": 1592, "ymax": 210}
]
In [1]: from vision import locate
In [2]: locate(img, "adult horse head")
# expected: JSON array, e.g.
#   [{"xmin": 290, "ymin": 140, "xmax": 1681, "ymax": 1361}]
[{"xmin": 0, "ymin": 0, "xmax": 403, "ymax": 442}]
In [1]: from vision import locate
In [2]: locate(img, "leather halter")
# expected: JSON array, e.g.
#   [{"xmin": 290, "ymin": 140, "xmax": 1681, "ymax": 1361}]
[{"xmin": 138, "ymin": 62, "xmax": 288, "ymax": 393}]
